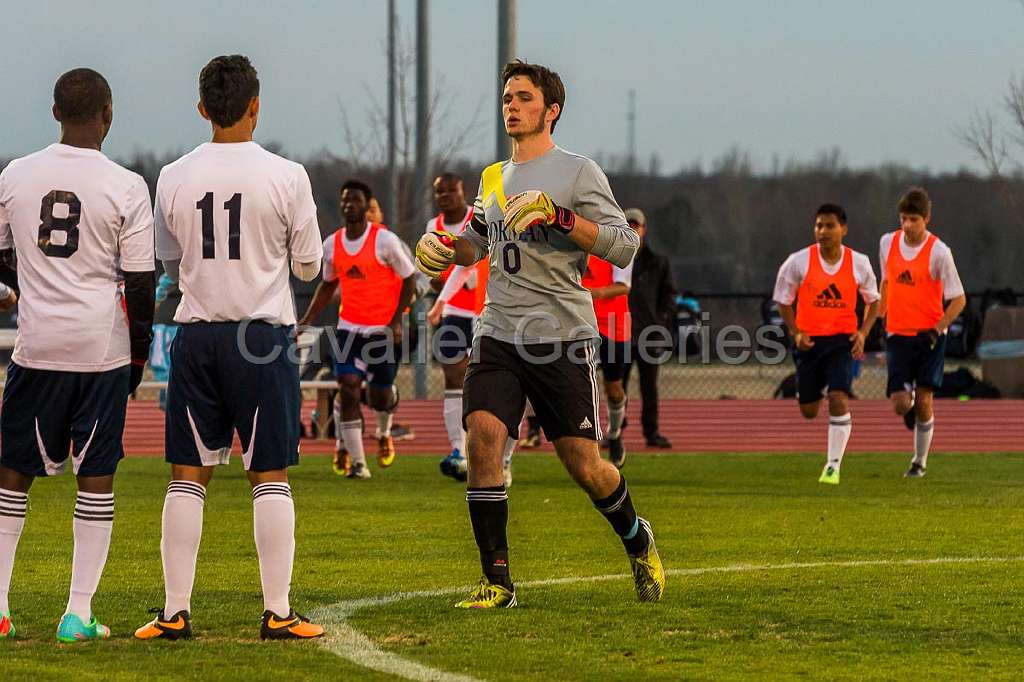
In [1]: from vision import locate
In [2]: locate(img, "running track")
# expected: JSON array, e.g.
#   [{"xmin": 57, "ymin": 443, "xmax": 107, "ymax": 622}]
[{"xmin": 122, "ymin": 399, "xmax": 1024, "ymax": 455}]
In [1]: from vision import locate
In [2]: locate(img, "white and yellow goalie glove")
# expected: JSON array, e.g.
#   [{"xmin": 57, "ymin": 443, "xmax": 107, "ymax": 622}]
[
  {"xmin": 502, "ymin": 190, "xmax": 576, "ymax": 235},
  {"xmin": 415, "ymin": 230, "xmax": 458, "ymax": 278}
]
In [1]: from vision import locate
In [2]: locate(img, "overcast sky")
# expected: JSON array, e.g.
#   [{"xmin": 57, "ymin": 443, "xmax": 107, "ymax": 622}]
[{"xmin": 2, "ymin": 0, "xmax": 1023, "ymax": 172}]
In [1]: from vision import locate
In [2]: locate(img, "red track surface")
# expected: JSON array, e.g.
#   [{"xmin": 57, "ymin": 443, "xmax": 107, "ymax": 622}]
[{"xmin": 122, "ymin": 399, "xmax": 1024, "ymax": 456}]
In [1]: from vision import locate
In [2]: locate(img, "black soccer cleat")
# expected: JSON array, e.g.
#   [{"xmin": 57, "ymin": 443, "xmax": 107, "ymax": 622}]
[
  {"xmin": 260, "ymin": 610, "xmax": 324, "ymax": 640},
  {"xmin": 903, "ymin": 409, "xmax": 916, "ymax": 431}
]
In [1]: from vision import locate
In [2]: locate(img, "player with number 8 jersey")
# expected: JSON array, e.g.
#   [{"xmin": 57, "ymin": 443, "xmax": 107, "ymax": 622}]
[{"xmin": 138, "ymin": 55, "xmax": 324, "ymax": 642}]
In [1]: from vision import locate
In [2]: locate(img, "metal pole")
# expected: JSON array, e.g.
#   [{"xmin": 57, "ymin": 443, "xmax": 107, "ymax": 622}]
[
  {"xmin": 413, "ymin": 0, "xmax": 430, "ymax": 398},
  {"xmin": 385, "ymin": 0, "xmax": 398, "ymax": 229},
  {"xmin": 496, "ymin": 0, "xmax": 516, "ymax": 160},
  {"xmin": 627, "ymin": 89, "xmax": 637, "ymax": 174}
]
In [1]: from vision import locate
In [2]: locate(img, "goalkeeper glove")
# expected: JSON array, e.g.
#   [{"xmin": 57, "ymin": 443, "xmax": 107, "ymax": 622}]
[
  {"xmin": 416, "ymin": 230, "xmax": 458, "ymax": 278},
  {"xmin": 503, "ymin": 190, "xmax": 576, "ymax": 235}
]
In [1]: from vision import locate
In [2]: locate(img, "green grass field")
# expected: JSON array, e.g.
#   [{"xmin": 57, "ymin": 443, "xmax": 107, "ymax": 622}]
[{"xmin": 2, "ymin": 452, "xmax": 1022, "ymax": 681}]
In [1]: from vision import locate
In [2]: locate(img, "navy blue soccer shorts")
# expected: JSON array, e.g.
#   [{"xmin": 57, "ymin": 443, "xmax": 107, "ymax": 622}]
[
  {"xmin": 165, "ymin": 321, "xmax": 300, "ymax": 472},
  {"xmin": 792, "ymin": 334, "xmax": 854, "ymax": 405},
  {"xmin": 886, "ymin": 333, "xmax": 946, "ymax": 396},
  {"xmin": 433, "ymin": 315, "xmax": 475, "ymax": 363},
  {"xmin": 331, "ymin": 328, "xmax": 398, "ymax": 388},
  {"xmin": 1, "ymin": 362, "xmax": 129, "ymax": 477}
]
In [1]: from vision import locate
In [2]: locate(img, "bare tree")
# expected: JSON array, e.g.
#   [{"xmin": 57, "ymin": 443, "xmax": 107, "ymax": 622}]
[
  {"xmin": 336, "ymin": 29, "xmax": 485, "ymax": 238},
  {"xmin": 955, "ymin": 110, "xmax": 1008, "ymax": 177}
]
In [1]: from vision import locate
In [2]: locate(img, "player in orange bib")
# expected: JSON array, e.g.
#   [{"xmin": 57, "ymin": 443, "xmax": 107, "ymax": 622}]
[
  {"xmin": 424, "ymin": 174, "xmax": 515, "ymax": 482},
  {"xmin": 299, "ymin": 180, "xmax": 417, "ymax": 479},
  {"xmin": 879, "ymin": 187, "xmax": 966, "ymax": 478},
  {"xmin": 582, "ymin": 254, "xmax": 633, "ymax": 468},
  {"xmin": 774, "ymin": 204, "xmax": 880, "ymax": 484}
]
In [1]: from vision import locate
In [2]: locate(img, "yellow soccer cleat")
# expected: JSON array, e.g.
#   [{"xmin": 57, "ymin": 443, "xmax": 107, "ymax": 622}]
[
  {"xmin": 455, "ymin": 577, "xmax": 517, "ymax": 609},
  {"xmin": 260, "ymin": 610, "xmax": 324, "ymax": 640},
  {"xmin": 332, "ymin": 447, "xmax": 350, "ymax": 476},
  {"xmin": 819, "ymin": 465, "xmax": 840, "ymax": 485},
  {"xmin": 629, "ymin": 518, "xmax": 665, "ymax": 603},
  {"xmin": 377, "ymin": 435, "xmax": 396, "ymax": 468}
]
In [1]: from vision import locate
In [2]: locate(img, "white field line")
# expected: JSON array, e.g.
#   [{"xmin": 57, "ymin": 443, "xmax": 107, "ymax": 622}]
[{"xmin": 311, "ymin": 555, "xmax": 1024, "ymax": 682}]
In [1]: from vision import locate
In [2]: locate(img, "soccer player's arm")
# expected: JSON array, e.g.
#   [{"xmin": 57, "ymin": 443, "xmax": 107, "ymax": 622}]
[
  {"xmin": 877, "ymin": 235, "xmax": 889, "ymax": 319},
  {"xmin": 297, "ymin": 236, "xmax": 339, "ymax": 328},
  {"xmin": 120, "ymin": 177, "xmax": 157, "ymax": 394},
  {"xmin": 854, "ymin": 254, "xmax": 881, "ymax": 358},
  {"xmin": 773, "ymin": 253, "xmax": 810, "ymax": 349},
  {"xmin": 0, "ymin": 170, "xmax": 18, "ymax": 298},
  {"xmin": 562, "ymin": 160, "xmax": 639, "ymax": 268},
  {"xmin": 382, "ymin": 232, "xmax": 419, "ymax": 337},
  {"xmin": 452, "ymin": 195, "xmax": 489, "ymax": 267},
  {"xmin": 590, "ymin": 261, "xmax": 633, "ymax": 300},
  {"xmin": 933, "ymin": 245, "xmax": 966, "ymax": 334},
  {"xmin": 288, "ymin": 165, "xmax": 324, "ymax": 282}
]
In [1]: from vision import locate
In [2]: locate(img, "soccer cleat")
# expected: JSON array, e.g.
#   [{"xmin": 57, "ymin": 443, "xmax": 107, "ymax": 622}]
[
  {"xmin": 391, "ymin": 423, "xmax": 416, "ymax": 441},
  {"xmin": 377, "ymin": 435, "xmax": 396, "ymax": 467},
  {"xmin": 904, "ymin": 463, "xmax": 927, "ymax": 478},
  {"xmin": 259, "ymin": 610, "xmax": 324, "ymax": 640},
  {"xmin": 346, "ymin": 461, "xmax": 372, "ymax": 479},
  {"xmin": 56, "ymin": 612, "xmax": 111, "ymax": 643},
  {"xmin": 0, "ymin": 612, "xmax": 15, "ymax": 639},
  {"xmin": 134, "ymin": 608, "xmax": 192, "ymax": 640},
  {"xmin": 503, "ymin": 462, "xmax": 514, "ymax": 488},
  {"xmin": 819, "ymin": 465, "xmax": 840, "ymax": 485},
  {"xmin": 332, "ymin": 447, "xmax": 351, "ymax": 476},
  {"xmin": 645, "ymin": 433, "xmax": 672, "ymax": 448},
  {"xmin": 629, "ymin": 518, "xmax": 665, "ymax": 603},
  {"xmin": 454, "ymin": 577, "xmax": 517, "ymax": 609},
  {"xmin": 518, "ymin": 429, "xmax": 541, "ymax": 449},
  {"xmin": 439, "ymin": 449, "xmax": 468, "ymax": 482},
  {"xmin": 609, "ymin": 437, "xmax": 626, "ymax": 469}
]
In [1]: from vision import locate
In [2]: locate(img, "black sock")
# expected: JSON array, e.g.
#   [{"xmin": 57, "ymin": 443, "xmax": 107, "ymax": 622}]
[
  {"xmin": 593, "ymin": 475, "xmax": 649, "ymax": 556},
  {"xmin": 527, "ymin": 415, "xmax": 540, "ymax": 433},
  {"xmin": 466, "ymin": 486, "xmax": 513, "ymax": 590}
]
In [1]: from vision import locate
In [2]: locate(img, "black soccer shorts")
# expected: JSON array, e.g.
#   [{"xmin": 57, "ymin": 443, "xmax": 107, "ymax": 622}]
[{"xmin": 463, "ymin": 335, "xmax": 602, "ymax": 442}]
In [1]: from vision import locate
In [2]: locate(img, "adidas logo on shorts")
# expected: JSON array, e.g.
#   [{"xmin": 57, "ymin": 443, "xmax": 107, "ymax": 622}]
[{"xmin": 579, "ymin": 416, "xmax": 593, "ymax": 430}]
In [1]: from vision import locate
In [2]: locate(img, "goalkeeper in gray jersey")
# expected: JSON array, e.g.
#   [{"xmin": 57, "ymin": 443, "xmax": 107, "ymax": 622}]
[{"xmin": 415, "ymin": 61, "xmax": 664, "ymax": 608}]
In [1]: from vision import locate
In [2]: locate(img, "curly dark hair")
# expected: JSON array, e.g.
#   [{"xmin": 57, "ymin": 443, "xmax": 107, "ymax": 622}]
[
  {"xmin": 53, "ymin": 68, "xmax": 111, "ymax": 123},
  {"xmin": 501, "ymin": 60, "xmax": 566, "ymax": 133},
  {"xmin": 199, "ymin": 55, "xmax": 259, "ymax": 128},
  {"xmin": 340, "ymin": 179, "xmax": 373, "ymax": 200}
]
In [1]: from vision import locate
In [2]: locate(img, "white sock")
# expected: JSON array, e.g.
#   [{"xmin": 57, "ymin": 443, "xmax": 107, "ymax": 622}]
[
  {"xmin": 443, "ymin": 389, "xmax": 465, "ymax": 453},
  {"xmin": 607, "ymin": 399, "xmax": 626, "ymax": 439},
  {"xmin": 162, "ymin": 481, "xmax": 205, "ymax": 615},
  {"xmin": 827, "ymin": 413, "xmax": 852, "ymax": 470},
  {"xmin": 0, "ymin": 489, "xmax": 28, "ymax": 613},
  {"xmin": 375, "ymin": 410, "xmax": 393, "ymax": 439},
  {"xmin": 502, "ymin": 436, "xmax": 516, "ymax": 469},
  {"xmin": 66, "ymin": 491, "xmax": 114, "ymax": 620},
  {"xmin": 252, "ymin": 483, "xmax": 294, "ymax": 617},
  {"xmin": 341, "ymin": 419, "xmax": 366, "ymax": 466},
  {"xmin": 333, "ymin": 397, "xmax": 343, "ymax": 451},
  {"xmin": 914, "ymin": 417, "xmax": 935, "ymax": 467}
]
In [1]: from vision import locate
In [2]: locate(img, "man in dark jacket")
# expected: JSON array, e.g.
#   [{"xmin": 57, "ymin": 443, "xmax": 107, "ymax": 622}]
[{"xmin": 623, "ymin": 208, "xmax": 675, "ymax": 448}]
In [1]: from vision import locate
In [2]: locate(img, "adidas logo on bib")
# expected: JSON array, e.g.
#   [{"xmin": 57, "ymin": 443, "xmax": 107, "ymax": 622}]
[{"xmin": 579, "ymin": 416, "xmax": 593, "ymax": 430}]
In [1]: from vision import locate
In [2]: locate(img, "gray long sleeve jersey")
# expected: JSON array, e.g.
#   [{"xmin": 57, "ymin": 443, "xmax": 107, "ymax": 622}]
[{"xmin": 460, "ymin": 146, "xmax": 639, "ymax": 345}]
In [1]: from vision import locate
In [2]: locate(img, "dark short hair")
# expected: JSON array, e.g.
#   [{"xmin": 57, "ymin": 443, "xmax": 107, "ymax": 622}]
[
  {"xmin": 815, "ymin": 203, "xmax": 847, "ymax": 225},
  {"xmin": 199, "ymin": 55, "xmax": 259, "ymax": 128},
  {"xmin": 340, "ymin": 179, "xmax": 372, "ymax": 200},
  {"xmin": 501, "ymin": 60, "xmax": 566, "ymax": 133},
  {"xmin": 898, "ymin": 186, "xmax": 931, "ymax": 217},
  {"xmin": 53, "ymin": 68, "xmax": 111, "ymax": 123},
  {"xmin": 434, "ymin": 172, "xmax": 463, "ymax": 186}
]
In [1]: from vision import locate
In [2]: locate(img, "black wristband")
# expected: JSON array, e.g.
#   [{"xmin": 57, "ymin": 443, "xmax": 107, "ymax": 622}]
[{"xmin": 551, "ymin": 205, "xmax": 576, "ymax": 234}]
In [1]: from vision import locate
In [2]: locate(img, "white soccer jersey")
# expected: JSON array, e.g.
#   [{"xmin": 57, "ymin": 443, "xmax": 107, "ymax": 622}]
[
  {"xmin": 0, "ymin": 143, "xmax": 154, "ymax": 372},
  {"xmin": 154, "ymin": 142, "xmax": 323, "ymax": 325}
]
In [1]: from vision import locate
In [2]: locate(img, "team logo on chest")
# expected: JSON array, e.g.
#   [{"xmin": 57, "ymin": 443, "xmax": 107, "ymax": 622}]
[{"xmin": 813, "ymin": 283, "xmax": 847, "ymax": 309}]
